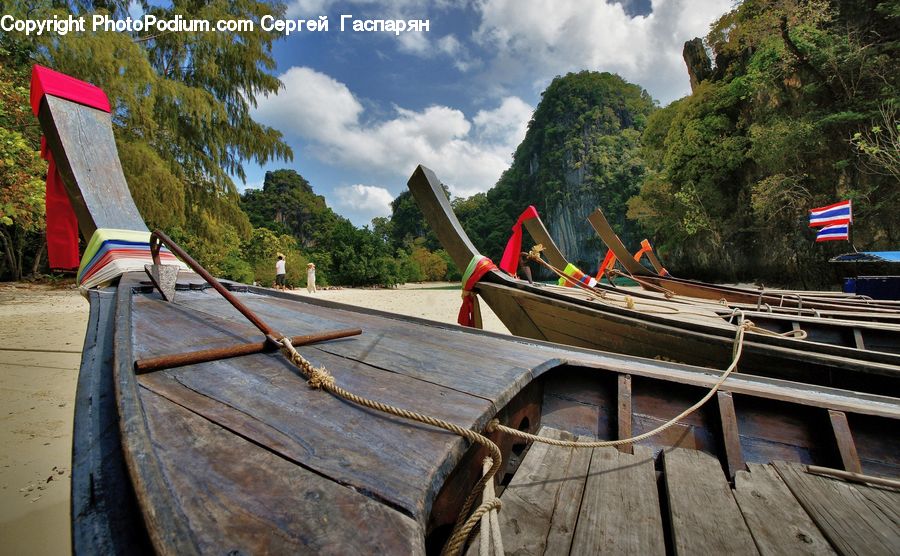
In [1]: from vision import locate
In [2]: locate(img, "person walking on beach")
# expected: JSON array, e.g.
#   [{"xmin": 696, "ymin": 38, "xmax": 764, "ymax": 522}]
[
  {"xmin": 275, "ymin": 253, "xmax": 286, "ymax": 291},
  {"xmin": 307, "ymin": 262, "xmax": 317, "ymax": 293}
]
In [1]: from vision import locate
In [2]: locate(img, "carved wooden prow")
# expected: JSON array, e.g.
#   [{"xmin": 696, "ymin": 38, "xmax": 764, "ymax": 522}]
[
  {"xmin": 36, "ymin": 94, "xmax": 147, "ymax": 239},
  {"xmin": 587, "ymin": 209, "xmax": 653, "ymax": 277},
  {"xmin": 522, "ymin": 215, "xmax": 569, "ymax": 271},
  {"xmin": 407, "ymin": 165, "xmax": 484, "ymax": 270}
]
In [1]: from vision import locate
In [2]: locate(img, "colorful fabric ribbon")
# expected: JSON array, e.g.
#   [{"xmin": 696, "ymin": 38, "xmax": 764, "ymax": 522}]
[
  {"xmin": 499, "ymin": 206, "xmax": 539, "ymax": 275},
  {"xmin": 77, "ymin": 229, "xmax": 186, "ymax": 289},
  {"xmin": 558, "ymin": 262, "xmax": 597, "ymax": 288},
  {"xmin": 458, "ymin": 255, "xmax": 497, "ymax": 327},
  {"xmin": 31, "ymin": 65, "xmax": 112, "ymax": 269}
]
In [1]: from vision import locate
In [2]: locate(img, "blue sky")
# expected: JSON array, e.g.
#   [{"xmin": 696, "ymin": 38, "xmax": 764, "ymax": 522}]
[{"xmin": 244, "ymin": 0, "xmax": 734, "ymax": 226}]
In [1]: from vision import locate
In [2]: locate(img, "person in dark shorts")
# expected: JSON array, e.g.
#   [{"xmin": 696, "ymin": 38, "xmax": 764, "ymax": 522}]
[{"xmin": 275, "ymin": 253, "xmax": 286, "ymax": 290}]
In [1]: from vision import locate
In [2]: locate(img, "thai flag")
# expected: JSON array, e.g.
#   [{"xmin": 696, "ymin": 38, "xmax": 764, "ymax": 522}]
[
  {"xmin": 815, "ymin": 224, "xmax": 850, "ymax": 242},
  {"xmin": 809, "ymin": 200, "xmax": 852, "ymax": 227}
]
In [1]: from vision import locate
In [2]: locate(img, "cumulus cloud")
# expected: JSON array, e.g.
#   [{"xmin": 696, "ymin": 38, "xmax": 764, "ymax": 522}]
[
  {"xmin": 334, "ymin": 184, "xmax": 396, "ymax": 223},
  {"xmin": 253, "ymin": 66, "xmax": 533, "ymax": 199},
  {"xmin": 473, "ymin": 0, "xmax": 732, "ymax": 104}
]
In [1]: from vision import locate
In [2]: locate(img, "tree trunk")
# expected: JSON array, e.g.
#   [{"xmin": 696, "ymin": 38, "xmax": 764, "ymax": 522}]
[
  {"xmin": 0, "ymin": 228, "xmax": 21, "ymax": 280},
  {"xmin": 30, "ymin": 239, "xmax": 47, "ymax": 277}
]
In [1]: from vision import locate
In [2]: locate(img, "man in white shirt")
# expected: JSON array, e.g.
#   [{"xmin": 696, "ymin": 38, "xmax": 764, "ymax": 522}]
[{"xmin": 275, "ymin": 254, "xmax": 286, "ymax": 290}]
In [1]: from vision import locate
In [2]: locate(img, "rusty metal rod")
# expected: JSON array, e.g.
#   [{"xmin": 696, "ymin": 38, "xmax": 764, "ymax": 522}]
[
  {"xmin": 150, "ymin": 230, "xmax": 280, "ymax": 340},
  {"xmin": 134, "ymin": 328, "xmax": 362, "ymax": 374}
]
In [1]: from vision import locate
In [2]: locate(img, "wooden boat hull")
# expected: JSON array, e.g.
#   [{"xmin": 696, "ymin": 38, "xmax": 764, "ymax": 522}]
[{"xmin": 407, "ymin": 165, "xmax": 900, "ymax": 396}]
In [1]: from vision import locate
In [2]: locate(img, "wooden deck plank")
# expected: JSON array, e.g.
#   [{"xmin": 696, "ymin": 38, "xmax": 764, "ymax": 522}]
[
  {"xmin": 139, "ymin": 388, "xmax": 424, "ymax": 554},
  {"xmin": 774, "ymin": 462, "xmax": 900, "ymax": 555},
  {"xmin": 139, "ymin": 344, "xmax": 490, "ymax": 523},
  {"xmin": 856, "ymin": 483, "xmax": 900, "ymax": 527},
  {"xmin": 663, "ymin": 448, "xmax": 759, "ymax": 555},
  {"xmin": 544, "ymin": 439, "xmax": 593, "ymax": 555},
  {"xmin": 618, "ymin": 374, "xmax": 633, "ymax": 454},
  {"xmin": 489, "ymin": 427, "xmax": 576, "ymax": 555},
  {"xmin": 571, "ymin": 445, "xmax": 665, "ymax": 555},
  {"xmin": 733, "ymin": 463, "xmax": 835, "ymax": 555},
  {"xmin": 177, "ymin": 293, "xmax": 536, "ymax": 405},
  {"xmin": 131, "ymin": 290, "xmax": 496, "ymax": 523}
]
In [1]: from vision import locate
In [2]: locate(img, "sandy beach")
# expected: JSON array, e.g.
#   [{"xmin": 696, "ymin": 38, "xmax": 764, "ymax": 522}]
[{"xmin": 0, "ymin": 280, "xmax": 506, "ymax": 554}]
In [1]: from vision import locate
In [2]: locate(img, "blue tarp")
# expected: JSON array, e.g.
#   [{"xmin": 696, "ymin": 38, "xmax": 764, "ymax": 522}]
[{"xmin": 830, "ymin": 251, "xmax": 900, "ymax": 263}]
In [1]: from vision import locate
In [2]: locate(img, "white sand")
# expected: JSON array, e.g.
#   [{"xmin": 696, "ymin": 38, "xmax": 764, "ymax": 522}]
[
  {"xmin": 290, "ymin": 282, "xmax": 510, "ymax": 335},
  {"xmin": 0, "ymin": 280, "xmax": 506, "ymax": 554},
  {"xmin": 0, "ymin": 284, "xmax": 87, "ymax": 555}
]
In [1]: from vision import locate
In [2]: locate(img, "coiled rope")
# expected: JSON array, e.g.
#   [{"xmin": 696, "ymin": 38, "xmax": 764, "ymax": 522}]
[{"xmin": 279, "ymin": 338, "xmax": 500, "ymax": 556}]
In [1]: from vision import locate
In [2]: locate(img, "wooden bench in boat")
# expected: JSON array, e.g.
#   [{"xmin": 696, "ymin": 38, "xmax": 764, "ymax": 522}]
[{"xmin": 473, "ymin": 427, "xmax": 899, "ymax": 555}]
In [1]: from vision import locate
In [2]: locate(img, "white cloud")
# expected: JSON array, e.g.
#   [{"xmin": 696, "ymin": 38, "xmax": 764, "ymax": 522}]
[
  {"xmin": 437, "ymin": 34, "xmax": 479, "ymax": 72},
  {"xmin": 254, "ymin": 67, "xmax": 362, "ymax": 139},
  {"xmin": 334, "ymin": 184, "xmax": 396, "ymax": 223},
  {"xmin": 473, "ymin": 0, "xmax": 732, "ymax": 104},
  {"xmin": 253, "ymin": 66, "xmax": 533, "ymax": 199}
]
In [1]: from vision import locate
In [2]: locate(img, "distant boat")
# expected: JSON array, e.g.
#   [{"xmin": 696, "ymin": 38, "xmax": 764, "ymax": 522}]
[
  {"xmin": 587, "ymin": 208, "xmax": 900, "ymax": 313},
  {"xmin": 36, "ymin": 67, "xmax": 900, "ymax": 554},
  {"xmin": 407, "ymin": 165, "xmax": 900, "ymax": 396},
  {"xmin": 517, "ymin": 207, "xmax": 900, "ymax": 351}
]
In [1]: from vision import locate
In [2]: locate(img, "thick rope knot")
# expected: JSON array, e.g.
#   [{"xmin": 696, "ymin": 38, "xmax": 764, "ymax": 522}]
[
  {"xmin": 485, "ymin": 418, "xmax": 500, "ymax": 433},
  {"xmin": 307, "ymin": 366, "xmax": 335, "ymax": 390},
  {"xmin": 624, "ymin": 295, "xmax": 636, "ymax": 310},
  {"xmin": 527, "ymin": 244, "xmax": 545, "ymax": 261}
]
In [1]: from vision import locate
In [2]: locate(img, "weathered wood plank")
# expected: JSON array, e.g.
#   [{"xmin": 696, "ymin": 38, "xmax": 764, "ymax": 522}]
[
  {"xmin": 544, "ymin": 439, "xmax": 593, "ymax": 554},
  {"xmin": 856, "ymin": 483, "xmax": 900, "ymax": 527},
  {"xmin": 733, "ymin": 463, "xmax": 835, "ymax": 555},
  {"xmin": 71, "ymin": 289, "xmax": 152, "ymax": 554},
  {"xmin": 139, "ymin": 346, "xmax": 490, "ymax": 524},
  {"xmin": 177, "ymin": 293, "xmax": 536, "ymax": 407},
  {"xmin": 490, "ymin": 427, "xmax": 576, "ymax": 555},
  {"xmin": 718, "ymin": 391, "xmax": 745, "ymax": 477},
  {"xmin": 828, "ymin": 410, "xmax": 862, "ymax": 473},
  {"xmin": 139, "ymin": 388, "xmax": 425, "ymax": 554},
  {"xmin": 131, "ymin": 292, "xmax": 494, "ymax": 524},
  {"xmin": 774, "ymin": 462, "xmax": 900, "ymax": 555},
  {"xmin": 571, "ymin": 445, "xmax": 665, "ymax": 555},
  {"xmin": 618, "ymin": 374, "xmax": 633, "ymax": 454},
  {"xmin": 663, "ymin": 448, "xmax": 759, "ymax": 555}
]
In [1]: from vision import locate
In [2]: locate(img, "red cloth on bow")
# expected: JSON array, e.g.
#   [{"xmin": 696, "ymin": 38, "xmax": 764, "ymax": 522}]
[
  {"xmin": 499, "ymin": 206, "xmax": 539, "ymax": 275},
  {"xmin": 457, "ymin": 257, "xmax": 497, "ymax": 327},
  {"xmin": 30, "ymin": 65, "xmax": 111, "ymax": 269}
]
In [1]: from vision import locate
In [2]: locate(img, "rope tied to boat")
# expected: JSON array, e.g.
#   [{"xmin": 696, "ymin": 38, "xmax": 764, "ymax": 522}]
[
  {"xmin": 728, "ymin": 308, "xmax": 809, "ymax": 340},
  {"xmin": 607, "ymin": 268, "xmax": 676, "ymax": 298},
  {"xmin": 478, "ymin": 457, "xmax": 505, "ymax": 556},
  {"xmin": 486, "ymin": 320, "xmax": 754, "ymax": 449},
  {"xmin": 279, "ymin": 337, "xmax": 503, "ymax": 556}
]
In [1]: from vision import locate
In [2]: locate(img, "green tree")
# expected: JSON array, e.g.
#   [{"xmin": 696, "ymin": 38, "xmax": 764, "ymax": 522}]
[
  {"xmin": 0, "ymin": 46, "xmax": 46, "ymax": 280},
  {"xmin": 3, "ymin": 0, "xmax": 292, "ymax": 278},
  {"xmin": 630, "ymin": 0, "xmax": 899, "ymax": 284}
]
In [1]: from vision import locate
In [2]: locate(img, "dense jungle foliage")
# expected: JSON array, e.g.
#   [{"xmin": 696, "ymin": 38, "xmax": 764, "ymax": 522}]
[
  {"xmin": 628, "ymin": 0, "xmax": 899, "ymax": 285},
  {"xmin": 2, "ymin": 0, "xmax": 897, "ymax": 288}
]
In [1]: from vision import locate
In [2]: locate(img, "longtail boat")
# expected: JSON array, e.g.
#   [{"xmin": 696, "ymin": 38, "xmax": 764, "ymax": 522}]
[
  {"xmin": 519, "ymin": 210, "xmax": 900, "ymax": 354},
  {"xmin": 407, "ymin": 165, "xmax": 900, "ymax": 396},
  {"xmin": 588, "ymin": 208, "xmax": 900, "ymax": 313},
  {"xmin": 37, "ymin": 69, "xmax": 900, "ymax": 554}
]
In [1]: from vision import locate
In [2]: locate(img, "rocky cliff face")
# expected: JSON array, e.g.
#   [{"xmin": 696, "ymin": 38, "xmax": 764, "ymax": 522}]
[
  {"xmin": 501, "ymin": 72, "xmax": 655, "ymax": 269},
  {"xmin": 683, "ymin": 38, "xmax": 713, "ymax": 91}
]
